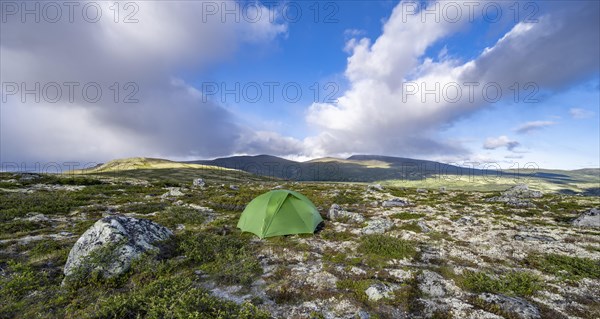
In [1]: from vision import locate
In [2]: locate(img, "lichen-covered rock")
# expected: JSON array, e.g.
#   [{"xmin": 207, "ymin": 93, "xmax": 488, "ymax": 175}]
[
  {"xmin": 382, "ymin": 197, "xmax": 410, "ymax": 207},
  {"xmin": 161, "ymin": 187, "xmax": 184, "ymax": 198},
  {"xmin": 485, "ymin": 184, "xmax": 542, "ymax": 207},
  {"xmin": 367, "ymin": 184, "xmax": 384, "ymax": 192},
  {"xmin": 501, "ymin": 184, "xmax": 542, "ymax": 198},
  {"xmin": 417, "ymin": 221, "xmax": 431, "ymax": 233},
  {"xmin": 455, "ymin": 215, "xmax": 477, "ymax": 225},
  {"xmin": 192, "ymin": 178, "xmax": 205, "ymax": 187},
  {"xmin": 361, "ymin": 218, "xmax": 393, "ymax": 234},
  {"xmin": 572, "ymin": 208, "xmax": 600, "ymax": 228},
  {"xmin": 419, "ymin": 270, "xmax": 447, "ymax": 297},
  {"xmin": 328, "ymin": 204, "xmax": 365, "ymax": 224},
  {"xmin": 478, "ymin": 293, "xmax": 541, "ymax": 319},
  {"xmin": 365, "ymin": 283, "xmax": 392, "ymax": 301},
  {"xmin": 63, "ymin": 216, "xmax": 173, "ymax": 278},
  {"xmin": 514, "ymin": 234, "xmax": 556, "ymax": 242}
]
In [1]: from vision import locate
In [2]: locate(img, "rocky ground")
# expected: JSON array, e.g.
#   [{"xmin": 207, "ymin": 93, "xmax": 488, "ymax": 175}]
[{"xmin": 0, "ymin": 172, "xmax": 599, "ymax": 319}]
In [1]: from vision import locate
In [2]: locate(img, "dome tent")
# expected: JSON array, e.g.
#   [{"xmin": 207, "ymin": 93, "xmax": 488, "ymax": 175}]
[{"xmin": 237, "ymin": 190, "xmax": 323, "ymax": 239}]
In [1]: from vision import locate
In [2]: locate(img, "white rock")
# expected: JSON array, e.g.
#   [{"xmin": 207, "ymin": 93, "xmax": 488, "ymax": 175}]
[
  {"xmin": 365, "ymin": 283, "xmax": 391, "ymax": 301},
  {"xmin": 572, "ymin": 208, "xmax": 600, "ymax": 228},
  {"xmin": 161, "ymin": 187, "xmax": 184, "ymax": 198},
  {"xmin": 192, "ymin": 178, "xmax": 205, "ymax": 187},
  {"xmin": 63, "ymin": 216, "xmax": 173, "ymax": 279},
  {"xmin": 328, "ymin": 204, "xmax": 365, "ymax": 224},
  {"xmin": 350, "ymin": 266, "xmax": 367, "ymax": 276},
  {"xmin": 419, "ymin": 270, "xmax": 447, "ymax": 297},
  {"xmin": 361, "ymin": 219, "xmax": 393, "ymax": 234},
  {"xmin": 382, "ymin": 198, "xmax": 410, "ymax": 207}
]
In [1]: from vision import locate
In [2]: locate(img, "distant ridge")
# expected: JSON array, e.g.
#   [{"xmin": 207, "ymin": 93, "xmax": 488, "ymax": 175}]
[
  {"xmin": 75, "ymin": 157, "xmax": 233, "ymax": 173},
  {"xmin": 187, "ymin": 154, "xmax": 487, "ymax": 182}
]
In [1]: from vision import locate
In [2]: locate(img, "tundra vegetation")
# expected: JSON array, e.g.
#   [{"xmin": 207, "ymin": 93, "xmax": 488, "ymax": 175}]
[{"xmin": 0, "ymin": 159, "xmax": 598, "ymax": 318}]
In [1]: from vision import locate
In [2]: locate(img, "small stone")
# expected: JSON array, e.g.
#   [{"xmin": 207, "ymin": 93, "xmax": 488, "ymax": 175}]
[
  {"xmin": 361, "ymin": 219, "xmax": 393, "ymax": 234},
  {"xmin": 456, "ymin": 216, "xmax": 477, "ymax": 225},
  {"xmin": 382, "ymin": 198, "xmax": 410, "ymax": 207},
  {"xmin": 229, "ymin": 185, "xmax": 239, "ymax": 191},
  {"xmin": 418, "ymin": 270, "xmax": 447, "ymax": 297},
  {"xmin": 367, "ymin": 184, "xmax": 384, "ymax": 192},
  {"xmin": 350, "ymin": 266, "xmax": 367, "ymax": 276},
  {"xmin": 24, "ymin": 213, "xmax": 50, "ymax": 222},
  {"xmin": 417, "ymin": 221, "xmax": 431, "ymax": 233},
  {"xmin": 365, "ymin": 283, "xmax": 391, "ymax": 301},
  {"xmin": 161, "ymin": 187, "xmax": 184, "ymax": 198},
  {"xmin": 514, "ymin": 234, "xmax": 556, "ymax": 242},
  {"xmin": 192, "ymin": 178, "xmax": 205, "ymax": 187},
  {"xmin": 388, "ymin": 269, "xmax": 412, "ymax": 281},
  {"xmin": 417, "ymin": 188, "xmax": 428, "ymax": 193},
  {"xmin": 328, "ymin": 204, "xmax": 365, "ymax": 224}
]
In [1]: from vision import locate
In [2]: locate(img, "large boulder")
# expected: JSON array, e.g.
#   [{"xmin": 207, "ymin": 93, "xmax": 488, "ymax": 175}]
[
  {"xmin": 572, "ymin": 208, "xmax": 600, "ymax": 228},
  {"xmin": 63, "ymin": 216, "xmax": 173, "ymax": 279}
]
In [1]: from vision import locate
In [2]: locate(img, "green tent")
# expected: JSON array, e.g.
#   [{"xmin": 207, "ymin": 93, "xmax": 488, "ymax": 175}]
[{"xmin": 237, "ymin": 190, "xmax": 323, "ymax": 239}]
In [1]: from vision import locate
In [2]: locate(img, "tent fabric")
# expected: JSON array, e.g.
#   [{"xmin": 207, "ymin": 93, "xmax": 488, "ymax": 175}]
[{"xmin": 237, "ymin": 190, "xmax": 323, "ymax": 238}]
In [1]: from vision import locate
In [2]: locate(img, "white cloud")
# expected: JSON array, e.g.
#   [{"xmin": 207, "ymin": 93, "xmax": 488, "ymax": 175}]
[
  {"xmin": 515, "ymin": 121, "xmax": 556, "ymax": 134},
  {"xmin": 305, "ymin": 0, "xmax": 599, "ymax": 159},
  {"xmin": 569, "ymin": 108, "xmax": 595, "ymax": 119},
  {"xmin": 483, "ymin": 136, "xmax": 520, "ymax": 151},
  {"xmin": 0, "ymin": 1, "xmax": 287, "ymax": 164}
]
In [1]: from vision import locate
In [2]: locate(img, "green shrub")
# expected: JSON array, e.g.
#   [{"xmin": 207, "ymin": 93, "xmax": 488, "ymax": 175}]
[
  {"xmin": 0, "ymin": 261, "xmax": 43, "ymax": 300},
  {"xmin": 358, "ymin": 235, "xmax": 417, "ymax": 263},
  {"xmin": 151, "ymin": 206, "xmax": 205, "ymax": 228},
  {"xmin": 525, "ymin": 253, "xmax": 600, "ymax": 280},
  {"xmin": 178, "ymin": 232, "xmax": 261, "ymax": 285},
  {"xmin": 459, "ymin": 270, "xmax": 542, "ymax": 296},
  {"xmin": 85, "ymin": 275, "xmax": 269, "ymax": 319}
]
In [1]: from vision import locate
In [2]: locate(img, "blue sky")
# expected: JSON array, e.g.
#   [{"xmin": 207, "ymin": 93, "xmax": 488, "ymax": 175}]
[{"xmin": 1, "ymin": 0, "xmax": 599, "ymax": 169}]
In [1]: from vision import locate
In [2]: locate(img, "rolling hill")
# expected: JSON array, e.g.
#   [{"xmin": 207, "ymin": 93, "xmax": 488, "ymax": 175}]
[{"xmin": 187, "ymin": 154, "xmax": 599, "ymax": 193}]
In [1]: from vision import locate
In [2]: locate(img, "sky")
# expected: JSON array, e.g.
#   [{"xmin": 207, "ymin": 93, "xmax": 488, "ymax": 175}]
[{"xmin": 1, "ymin": 0, "xmax": 599, "ymax": 170}]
